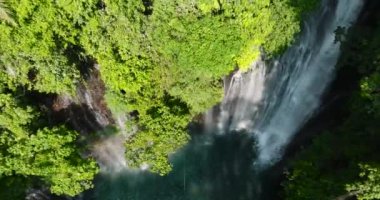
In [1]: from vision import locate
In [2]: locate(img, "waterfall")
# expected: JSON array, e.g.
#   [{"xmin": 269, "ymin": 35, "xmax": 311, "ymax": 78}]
[
  {"xmin": 211, "ymin": 0, "xmax": 364, "ymax": 167},
  {"xmin": 216, "ymin": 59, "xmax": 267, "ymax": 134},
  {"xmin": 90, "ymin": 1, "xmax": 367, "ymax": 199}
]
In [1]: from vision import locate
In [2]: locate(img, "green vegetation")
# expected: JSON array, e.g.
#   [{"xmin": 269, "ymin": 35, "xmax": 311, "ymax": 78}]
[
  {"xmin": 98, "ymin": 0, "xmax": 317, "ymax": 174},
  {"xmin": 0, "ymin": 89, "xmax": 98, "ymax": 197},
  {"xmin": 0, "ymin": 0, "xmax": 317, "ymax": 197},
  {"xmin": 283, "ymin": 16, "xmax": 380, "ymax": 200}
]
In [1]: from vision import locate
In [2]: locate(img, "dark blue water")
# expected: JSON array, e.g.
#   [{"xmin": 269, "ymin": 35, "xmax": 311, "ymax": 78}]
[
  {"xmin": 86, "ymin": 132, "xmax": 281, "ymax": 200},
  {"xmin": 83, "ymin": 1, "xmax": 364, "ymax": 199}
]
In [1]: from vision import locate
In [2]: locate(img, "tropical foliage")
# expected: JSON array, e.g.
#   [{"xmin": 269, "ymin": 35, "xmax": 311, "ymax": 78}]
[
  {"xmin": 0, "ymin": 0, "xmax": 317, "ymax": 197},
  {"xmin": 0, "ymin": 89, "xmax": 98, "ymax": 197}
]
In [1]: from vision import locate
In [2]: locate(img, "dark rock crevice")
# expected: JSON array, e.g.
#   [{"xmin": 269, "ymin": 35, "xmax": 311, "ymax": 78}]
[{"xmin": 31, "ymin": 64, "xmax": 115, "ymax": 135}]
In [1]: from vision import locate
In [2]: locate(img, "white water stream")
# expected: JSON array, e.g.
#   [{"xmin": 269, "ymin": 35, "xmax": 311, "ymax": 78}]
[
  {"xmin": 88, "ymin": 1, "xmax": 367, "ymax": 199},
  {"xmin": 210, "ymin": 0, "xmax": 364, "ymax": 167}
]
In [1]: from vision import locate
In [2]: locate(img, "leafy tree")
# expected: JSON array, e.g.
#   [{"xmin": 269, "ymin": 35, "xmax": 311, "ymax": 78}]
[
  {"xmin": 347, "ymin": 164, "xmax": 380, "ymax": 200},
  {"xmin": 0, "ymin": 0, "xmax": 99, "ymax": 94},
  {"xmin": 0, "ymin": 91, "xmax": 98, "ymax": 196},
  {"xmin": 0, "ymin": 1, "xmax": 319, "ymax": 195}
]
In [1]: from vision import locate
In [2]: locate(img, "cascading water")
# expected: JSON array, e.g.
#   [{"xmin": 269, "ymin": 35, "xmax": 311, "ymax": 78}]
[
  {"xmin": 212, "ymin": 0, "xmax": 364, "ymax": 167},
  {"xmin": 89, "ymin": 1, "xmax": 365, "ymax": 199},
  {"xmin": 216, "ymin": 59, "xmax": 267, "ymax": 134}
]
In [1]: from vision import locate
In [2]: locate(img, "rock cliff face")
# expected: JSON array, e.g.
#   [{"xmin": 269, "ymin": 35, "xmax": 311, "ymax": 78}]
[
  {"xmin": 24, "ymin": 64, "xmax": 126, "ymax": 199},
  {"xmin": 57, "ymin": 64, "xmax": 129, "ymax": 171},
  {"xmin": 51, "ymin": 63, "xmax": 114, "ymax": 134}
]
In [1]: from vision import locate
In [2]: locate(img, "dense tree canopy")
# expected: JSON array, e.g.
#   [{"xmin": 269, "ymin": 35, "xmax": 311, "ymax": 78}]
[
  {"xmin": 0, "ymin": 89, "xmax": 98, "ymax": 197},
  {"xmin": 0, "ymin": 0, "xmax": 317, "ymax": 197}
]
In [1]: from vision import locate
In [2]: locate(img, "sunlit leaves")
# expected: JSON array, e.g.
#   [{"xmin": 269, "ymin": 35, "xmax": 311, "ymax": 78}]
[
  {"xmin": 0, "ymin": 0, "xmax": 99, "ymax": 94},
  {"xmin": 0, "ymin": 124, "xmax": 98, "ymax": 196},
  {"xmin": 0, "ymin": 0, "xmax": 319, "ymax": 186},
  {"xmin": 347, "ymin": 164, "xmax": 380, "ymax": 200},
  {"xmin": 0, "ymin": 92, "xmax": 98, "ymax": 196}
]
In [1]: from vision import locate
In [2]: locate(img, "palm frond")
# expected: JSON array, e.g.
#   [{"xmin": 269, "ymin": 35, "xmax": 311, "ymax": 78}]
[{"xmin": 0, "ymin": 0, "xmax": 16, "ymax": 26}]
